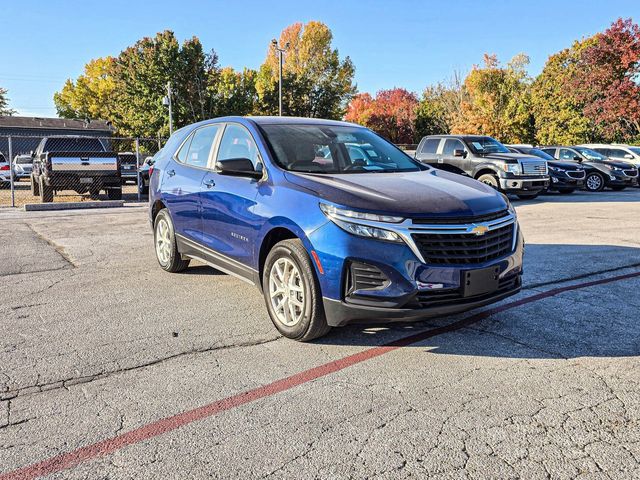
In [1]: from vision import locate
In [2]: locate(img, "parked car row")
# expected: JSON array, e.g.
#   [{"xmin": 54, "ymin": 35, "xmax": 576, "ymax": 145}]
[{"xmin": 412, "ymin": 135, "xmax": 638, "ymax": 197}]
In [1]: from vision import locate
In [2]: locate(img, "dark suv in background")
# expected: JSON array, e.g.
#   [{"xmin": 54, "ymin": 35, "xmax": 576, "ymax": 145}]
[
  {"xmin": 415, "ymin": 135, "xmax": 549, "ymax": 199},
  {"xmin": 540, "ymin": 146, "xmax": 638, "ymax": 192},
  {"xmin": 507, "ymin": 145, "xmax": 585, "ymax": 194}
]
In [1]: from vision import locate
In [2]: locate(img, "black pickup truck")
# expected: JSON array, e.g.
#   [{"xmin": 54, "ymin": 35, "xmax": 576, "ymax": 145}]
[
  {"xmin": 415, "ymin": 135, "xmax": 550, "ymax": 199},
  {"xmin": 31, "ymin": 137, "xmax": 121, "ymax": 202}
]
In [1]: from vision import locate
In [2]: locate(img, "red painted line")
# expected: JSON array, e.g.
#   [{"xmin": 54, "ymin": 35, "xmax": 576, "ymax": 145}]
[{"xmin": 3, "ymin": 269, "xmax": 640, "ymax": 480}]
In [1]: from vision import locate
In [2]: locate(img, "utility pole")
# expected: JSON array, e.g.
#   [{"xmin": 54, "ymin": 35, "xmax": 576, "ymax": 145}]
[
  {"xmin": 271, "ymin": 39, "xmax": 289, "ymax": 116},
  {"xmin": 163, "ymin": 82, "xmax": 173, "ymax": 135}
]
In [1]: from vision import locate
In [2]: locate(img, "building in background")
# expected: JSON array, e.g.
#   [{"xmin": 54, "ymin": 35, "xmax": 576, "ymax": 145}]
[{"xmin": 0, "ymin": 117, "xmax": 113, "ymax": 156}]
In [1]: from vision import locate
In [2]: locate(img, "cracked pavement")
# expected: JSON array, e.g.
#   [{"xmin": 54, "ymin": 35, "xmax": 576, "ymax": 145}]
[{"xmin": 0, "ymin": 189, "xmax": 639, "ymax": 479}]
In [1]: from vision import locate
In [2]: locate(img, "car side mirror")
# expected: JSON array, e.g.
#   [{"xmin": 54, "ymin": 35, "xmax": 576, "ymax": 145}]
[
  {"xmin": 453, "ymin": 149, "xmax": 466, "ymax": 158},
  {"xmin": 624, "ymin": 154, "xmax": 634, "ymax": 160},
  {"xmin": 216, "ymin": 158, "xmax": 262, "ymax": 179},
  {"xmin": 573, "ymin": 155, "xmax": 581, "ymax": 161}
]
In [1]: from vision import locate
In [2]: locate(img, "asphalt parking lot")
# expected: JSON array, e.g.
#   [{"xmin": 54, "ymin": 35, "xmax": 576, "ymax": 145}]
[{"xmin": 1, "ymin": 189, "xmax": 639, "ymax": 479}]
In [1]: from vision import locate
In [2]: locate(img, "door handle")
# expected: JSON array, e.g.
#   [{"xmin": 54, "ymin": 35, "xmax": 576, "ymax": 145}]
[
  {"xmin": 167, "ymin": 169, "xmax": 176, "ymax": 177},
  {"xmin": 203, "ymin": 179, "xmax": 215, "ymax": 188}
]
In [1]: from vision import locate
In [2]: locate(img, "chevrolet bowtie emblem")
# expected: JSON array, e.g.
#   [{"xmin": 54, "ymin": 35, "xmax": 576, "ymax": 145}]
[{"xmin": 470, "ymin": 225, "xmax": 489, "ymax": 236}]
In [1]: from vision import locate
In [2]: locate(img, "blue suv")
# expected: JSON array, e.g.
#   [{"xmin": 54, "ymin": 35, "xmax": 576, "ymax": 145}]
[{"xmin": 149, "ymin": 117, "xmax": 523, "ymax": 341}]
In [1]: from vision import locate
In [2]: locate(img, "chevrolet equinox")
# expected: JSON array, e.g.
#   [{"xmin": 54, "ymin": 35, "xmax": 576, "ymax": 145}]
[{"xmin": 149, "ymin": 117, "xmax": 524, "ymax": 341}]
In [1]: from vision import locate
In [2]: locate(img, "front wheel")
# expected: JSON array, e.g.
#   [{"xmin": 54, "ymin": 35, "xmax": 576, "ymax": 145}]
[
  {"xmin": 585, "ymin": 172, "xmax": 605, "ymax": 192},
  {"xmin": 263, "ymin": 239, "xmax": 330, "ymax": 341},
  {"xmin": 154, "ymin": 209, "xmax": 190, "ymax": 273},
  {"xmin": 476, "ymin": 173, "xmax": 500, "ymax": 190}
]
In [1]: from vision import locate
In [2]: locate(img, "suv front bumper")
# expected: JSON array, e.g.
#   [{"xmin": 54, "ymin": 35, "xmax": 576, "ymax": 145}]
[
  {"xmin": 309, "ymin": 217, "xmax": 524, "ymax": 327},
  {"xmin": 499, "ymin": 175, "xmax": 549, "ymax": 193}
]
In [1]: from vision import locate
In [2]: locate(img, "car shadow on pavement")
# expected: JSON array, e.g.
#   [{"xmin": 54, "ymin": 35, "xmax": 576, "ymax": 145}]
[{"xmin": 313, "ymin": 243, "xmax": 640, "ymax": 360}]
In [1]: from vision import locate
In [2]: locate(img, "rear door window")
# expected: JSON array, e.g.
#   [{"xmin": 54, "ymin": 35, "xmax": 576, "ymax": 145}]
[
  {"xmin": 176, "ymin": 125, "xmax": 220, "ymax": 168},
  {"xmin": 607, "ymin": 148, "xmax": 627, "ymax": 159},
  {"xmin": 540, "ymin": 148, "xmax": 556, "ymax": 158},
  {"xmin": 420, "ymin": 138, "xmax": 441, "ymax": 154}
]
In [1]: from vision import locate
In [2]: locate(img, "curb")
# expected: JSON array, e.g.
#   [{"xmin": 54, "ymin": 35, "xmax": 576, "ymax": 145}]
[{"xmin": 23, "ymin": 200, "xmax": 125, "ymax": 212}]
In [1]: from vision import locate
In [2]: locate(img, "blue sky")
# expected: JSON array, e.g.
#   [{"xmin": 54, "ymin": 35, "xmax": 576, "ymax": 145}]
[{"xmin": 1, "ymin": 0, "xmax": 638, "ymax": 117}]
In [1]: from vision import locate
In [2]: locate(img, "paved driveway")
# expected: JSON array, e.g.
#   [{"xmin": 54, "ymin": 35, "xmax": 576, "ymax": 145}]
[{"xmin": 1, "ymin": 190, "xmax": 639, "ymax": 479}]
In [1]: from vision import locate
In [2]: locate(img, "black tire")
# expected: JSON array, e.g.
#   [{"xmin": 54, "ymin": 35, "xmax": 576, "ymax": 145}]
[
  {"xmin": 610, "ymin": 185, "xmax": 626, "ymax": 191},
  {"xmin": 262, "ymin": 239, "xmax": 330, "ymax": 341},
  {"xmin": 585, "ymin": 172, "xmax": 605, "ymax": 192},
  {"xmin": 39, "ymin": 176, "xmax": 53, "ymax": 203},
  {"xmin": 476, "ymin": 173, "xmax": 500, "ymax": 190},
  {"xmin": 31, "ymin": 174, "xmax": 40, "ymax": 196},
  {"xmin": 107, "ymin": 188, "xmax": 122, "ymax": 200},
  {"xmin": 557, "ymin": 188, "xmax": 575, "ymax": 194},
  {"xmin": 153, "ymin": 209, "xmax": 190, "ymax": 273},
  {"xmin": 517, "ymin": 193, "xmax": 539, "ymax": 200}
]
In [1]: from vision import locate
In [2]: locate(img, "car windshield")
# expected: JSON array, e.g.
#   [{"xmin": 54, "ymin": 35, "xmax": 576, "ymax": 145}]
[
  {"xmin": 259, "ymin": 124, "xmax": 423, "ymax": 174},
  {"xmin": 574, "ymin": 147, "xmax": 606, "ymax": 161},
  {"xmin": 15, "ymin": 156, "xmax": 32, "ymax": 164},
  {"xmin": 525, "ymin": 148, "xmax": 554, "ymax": 161},
  {"xmin": 465, "ymin": 137, "xmax": 510, "ymax": 154},
  {"xmin": 628, "ymin": 147, "xmax": 640, "ymax": 156}
]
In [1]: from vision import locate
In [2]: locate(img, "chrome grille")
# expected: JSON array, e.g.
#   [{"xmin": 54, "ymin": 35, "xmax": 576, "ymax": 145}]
[
  {"xmin": 520, "ymin": 159, "xmax": 547, "ymax": 175},
  {"xmin": 623, "ymin": 169, "xmax": 638, "ymax": 177},
  {"xmin": 412, "ymin": 224, "xmax": 515, "ymax": 265}
]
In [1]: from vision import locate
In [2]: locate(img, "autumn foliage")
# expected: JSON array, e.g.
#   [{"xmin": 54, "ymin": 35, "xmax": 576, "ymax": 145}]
[{"xmin": 345, "ymin": 88, "xmax": 418, "ymax": 143}]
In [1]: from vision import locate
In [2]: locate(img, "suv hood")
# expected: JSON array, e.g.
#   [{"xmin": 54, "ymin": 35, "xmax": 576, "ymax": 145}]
[
  {"xmin": 284, "ymin": 169, "xmax": 508, "ymax": 218},
  {"xmin": 475, "ymin": 152, "xmax": 541, "ymax": 164}
]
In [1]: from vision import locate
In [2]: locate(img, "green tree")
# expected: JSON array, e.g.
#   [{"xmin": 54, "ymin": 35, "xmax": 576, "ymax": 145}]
[
  {"xmin": 54, "ymin": 57, "xmax": 116, "ymax": 120},
  {"xmin": 255, "ymin": 21, "xmax": 356, "ymax": 118},
  {"xmin": 531, "ymin": 43, "xmax": 593, "ymax": 145},
  {"xmin": 0, "ymin": 87, "xmax": 16, "ymax": 116},
  {"xmin": 452, "ymin": 54, "xmax": 534, "ymax": 144},
  {"xmin": 110, "ymin": 31, "xmax": 220, "ymax": 137},
  {"xmin": 213, "ymin": 67, "xmax": 258, "ymax": 116},
  {"xmin": 414, "ymin": 73, "xmax": 467, "ymax": 138}
]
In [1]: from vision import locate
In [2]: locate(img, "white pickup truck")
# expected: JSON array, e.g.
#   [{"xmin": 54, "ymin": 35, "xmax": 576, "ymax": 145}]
[{"xmin": 30, "ymin": 137, "xmax": 122, "ymax": 202}]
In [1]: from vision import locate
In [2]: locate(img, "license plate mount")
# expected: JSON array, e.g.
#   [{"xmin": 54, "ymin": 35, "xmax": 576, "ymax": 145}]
[
  {"xmin": 80, "ymin": 177, "xmax": 93, "ymax": 184},
  {"xmin": 462, "ymin": 266, "xmax": 500, "ymax": 297}
]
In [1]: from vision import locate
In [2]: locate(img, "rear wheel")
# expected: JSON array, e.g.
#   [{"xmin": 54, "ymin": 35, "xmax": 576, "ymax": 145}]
[
  {"xmin": 30, "ymin": 174, "xmax": 40, "ymax": 196},
  {"xmin": 263, "ymin": 239, "xmax": 330, "ymax": 341},
  {"xmin": 476, "ymin": 173, "xmax": 499, "ymax": 190},
  {"xmin": 107, "ymin": 188, "xmax": 122, "ymax": 200},
  {"xmin": 39, "ymin": 176, "xmax": 53, "ymax": 203},
  {"xmin": 585, "ymin": 172, "xmax": 605, "ymax": 192},
  {"xmin": 154, "ymin": 209, "xmax": 190, "ymax": 273}
]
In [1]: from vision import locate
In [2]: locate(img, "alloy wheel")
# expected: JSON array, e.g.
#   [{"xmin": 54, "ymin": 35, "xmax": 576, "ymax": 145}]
[
  {"xmin": 269, "ymin": 257, "xmax": 306, "ymax": 326},
  {"xmin": 155, "ymin": 218, "xmax": 172, "ymax": 264},
  {"xmin": 586, "ymin": 174, "xmax": 602, "ymax": 191}
]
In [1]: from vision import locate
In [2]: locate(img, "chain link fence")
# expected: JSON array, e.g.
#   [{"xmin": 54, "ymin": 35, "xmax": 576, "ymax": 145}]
[{"xmin": 0, "ymin": 134, "xmax": 165, "ymax": 207}]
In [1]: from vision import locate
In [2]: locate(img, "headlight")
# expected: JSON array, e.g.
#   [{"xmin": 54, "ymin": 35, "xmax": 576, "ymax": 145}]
[
  {"xmin": 319, "ymin": 203, "xmax": 404, "ymax": 243},
  {"xmin": 548, "ymin": 165, "xmax": 562, "ymax": 172},
  {"xmin": 319, "ymin": 203, "xmax": 404, "ymax": 223},
  {"xmin": 501, "ymin": 163, "xmax": 521, "ymax": 174}
]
